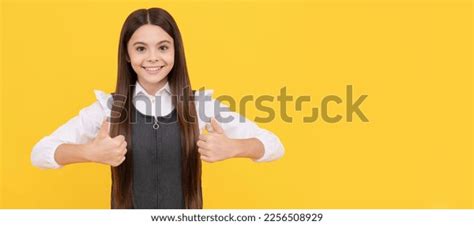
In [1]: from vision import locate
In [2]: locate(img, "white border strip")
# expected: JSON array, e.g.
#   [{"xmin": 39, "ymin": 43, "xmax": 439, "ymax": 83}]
[{"xmin": 0, "ymin": 209, "xmax": 473, "ymax": 225}]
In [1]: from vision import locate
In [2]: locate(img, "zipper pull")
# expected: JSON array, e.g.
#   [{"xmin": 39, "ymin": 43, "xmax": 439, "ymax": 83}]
[{"xmin": 153, "ymin": 117, "xmax": 160, "ymax": 129}]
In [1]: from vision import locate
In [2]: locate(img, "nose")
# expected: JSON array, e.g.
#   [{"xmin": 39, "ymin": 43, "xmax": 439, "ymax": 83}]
[
  {"xmin": 147, "ymin": 58, "xmax": 159, "ymax": 63},
  {"xmin": 146, "ymin": 49, "xmax": 161, "ymax": 63}
]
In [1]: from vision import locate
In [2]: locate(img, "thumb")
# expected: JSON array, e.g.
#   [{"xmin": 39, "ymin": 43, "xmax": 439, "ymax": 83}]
[
  {"xmin": 98, "ymin": 118, "xmax": 110, "ymax": 138},
  {"xmin": 210, "ymin": 117, "xmax": 224, "ymax": 134}
]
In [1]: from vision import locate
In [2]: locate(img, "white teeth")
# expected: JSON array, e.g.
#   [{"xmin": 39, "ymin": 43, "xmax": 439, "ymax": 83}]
[{"xmin": 143, "ymin": 66, "xmax": 163, "ymax": 71}]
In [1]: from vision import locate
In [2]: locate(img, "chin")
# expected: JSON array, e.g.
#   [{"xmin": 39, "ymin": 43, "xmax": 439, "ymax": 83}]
[{"xmin": 140, "ymin": 74, "xmax": 167, "ymax": 84}]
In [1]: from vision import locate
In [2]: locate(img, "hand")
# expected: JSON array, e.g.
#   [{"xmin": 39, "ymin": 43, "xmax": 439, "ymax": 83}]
[
  {"xmin": 197, "ymin": 117, "xmax": 238, "ymax": 163},
  {"xmin": 85, "ymin": 119, "xmax": 127, "ymax": 167}
]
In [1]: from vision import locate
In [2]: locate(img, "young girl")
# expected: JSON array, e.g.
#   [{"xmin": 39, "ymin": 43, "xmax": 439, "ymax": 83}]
[{"xmin": 31, "ymin": 8, "xmax": 284, "ymax": 209}]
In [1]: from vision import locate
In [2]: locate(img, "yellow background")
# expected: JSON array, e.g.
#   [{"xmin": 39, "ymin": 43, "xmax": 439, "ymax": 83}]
[{"xmin": 1, "ymin": 0, "xmax": 472, "ymax": 208}]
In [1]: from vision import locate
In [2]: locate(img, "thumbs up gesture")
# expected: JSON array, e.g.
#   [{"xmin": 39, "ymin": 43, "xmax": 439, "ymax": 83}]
[
  {"xmin": 197, "ymin": 117, "xmax": 238, "ymax": 163},
  {"xmin": 85, "ymin": 119, "xmax": 127, "ymax": 167}
]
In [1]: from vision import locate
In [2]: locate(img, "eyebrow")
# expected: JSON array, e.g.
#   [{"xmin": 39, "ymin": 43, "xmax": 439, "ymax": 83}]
[{"xmin": 132, "ymin": 40, "xmax": 171, "ymax": 46}]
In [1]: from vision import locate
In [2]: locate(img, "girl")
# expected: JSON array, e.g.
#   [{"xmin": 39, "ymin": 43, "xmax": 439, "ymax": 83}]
[{"xmin": 31, "ymin": 8, "xmax": 284, "ymax": 209}]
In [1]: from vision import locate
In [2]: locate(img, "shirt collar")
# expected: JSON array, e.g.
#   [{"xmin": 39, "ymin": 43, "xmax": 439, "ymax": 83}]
[{"xmin": 133, "ymin": 81, "xmax": 171, "ymax": 98}]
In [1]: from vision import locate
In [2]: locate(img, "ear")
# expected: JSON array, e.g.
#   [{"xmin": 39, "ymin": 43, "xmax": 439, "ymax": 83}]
[{"xmin": 125, "ymin": 54, "xmax": 130, "ymax": 63}]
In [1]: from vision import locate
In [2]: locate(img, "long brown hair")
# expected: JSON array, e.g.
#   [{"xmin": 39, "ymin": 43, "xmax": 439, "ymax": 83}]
[{"xmin": 109, "ymin": 8, "xmax": 202, "ymax": 209}]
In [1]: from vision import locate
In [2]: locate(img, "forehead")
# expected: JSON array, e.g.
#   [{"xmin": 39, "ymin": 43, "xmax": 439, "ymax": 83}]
[{"xmin": 128, "ymin": 24, "xmax": 173, "ymax": 45}]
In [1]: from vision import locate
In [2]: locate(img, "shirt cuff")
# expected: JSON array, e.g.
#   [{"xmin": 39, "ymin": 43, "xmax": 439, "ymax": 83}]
[
  {"xmin": 45, "ymin": 141, "xmax": 64, "ymax": 169},
  {"xmin": 252, "ymin": 135, "xmax": 284, "ymax": 162}
]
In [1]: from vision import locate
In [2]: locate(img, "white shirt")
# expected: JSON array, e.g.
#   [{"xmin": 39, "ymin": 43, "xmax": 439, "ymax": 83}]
[{"xmin": 31, "ymin": 82, "xmax": 285, "ymax": 169}]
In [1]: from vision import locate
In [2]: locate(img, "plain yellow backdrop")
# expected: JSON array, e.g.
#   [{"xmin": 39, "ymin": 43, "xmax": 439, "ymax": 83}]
[{"xmin": 1, "ymin": 0, "xmax": 472, "ymax": 208}]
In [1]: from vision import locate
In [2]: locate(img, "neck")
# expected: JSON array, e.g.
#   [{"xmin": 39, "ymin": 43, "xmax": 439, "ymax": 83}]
[{"xmin": 137, "ymin": 79, "xmax": 168, "ymax": 96}]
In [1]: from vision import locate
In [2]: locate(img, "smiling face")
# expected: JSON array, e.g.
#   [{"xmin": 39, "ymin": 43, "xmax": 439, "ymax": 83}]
[{"xmin": 127, "ymin": 24, "xmax": 175, "ymax": 95}]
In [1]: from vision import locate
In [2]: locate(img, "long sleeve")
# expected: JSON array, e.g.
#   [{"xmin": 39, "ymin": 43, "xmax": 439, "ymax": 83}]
[
  {"xmin": 31, "ymin": 91, "xmax": 110, "ymax": 169},
  {"xmin": 194, "ymin": 90, "xmax": 285, "ymax": 162}
]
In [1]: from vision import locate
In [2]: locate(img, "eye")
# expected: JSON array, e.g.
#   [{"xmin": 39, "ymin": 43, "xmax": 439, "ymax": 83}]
[
  {"xmin": 159, "ymin": 45, "xmax": 169, "ymax": 51},
  {"xmin": 136, "ymin": 46, "xmax": 146, "ymax": 52}
]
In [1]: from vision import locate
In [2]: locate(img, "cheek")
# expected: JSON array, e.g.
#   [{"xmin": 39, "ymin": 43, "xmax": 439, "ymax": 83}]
[
  {"xmin": 129, "ymin": 55, "xmax": 143, "ymax": 69},
  {"xmin": 130, "ymin": 60, "xmax": 142, "ymax": 73},
  {"xmin": 164, "ymin": 52, "xmax": 175, "ymax": 67},
  {"xmin": 127, "ymin": 48, "xmax": 141, "ymax": 63}
]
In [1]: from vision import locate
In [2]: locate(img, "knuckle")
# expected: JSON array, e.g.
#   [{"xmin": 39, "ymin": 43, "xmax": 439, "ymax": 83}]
[{"xmin": 116, "ymin": 135, "xmax": 125, "ymax": 142}]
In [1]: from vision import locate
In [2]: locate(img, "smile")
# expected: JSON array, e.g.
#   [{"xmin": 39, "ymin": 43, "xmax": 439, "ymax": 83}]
[
  {"xmin": 142, "ymin": 66, "xmax": 164, "ymax": 74},
  {"xmin": 142, "ymin": 66, "xmax": 164, "ymax": 71}
]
